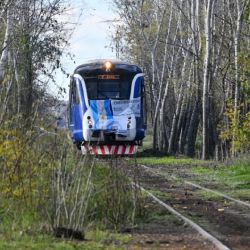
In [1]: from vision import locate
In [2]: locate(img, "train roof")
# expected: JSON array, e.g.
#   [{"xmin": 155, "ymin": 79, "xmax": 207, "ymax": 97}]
[{"xmin": 74, "ymin": 59, "xmax": 142, "ymax": 74}]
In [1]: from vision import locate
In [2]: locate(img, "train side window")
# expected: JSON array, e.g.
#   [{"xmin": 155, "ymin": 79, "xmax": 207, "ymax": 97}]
[{"xmin": 75, "ymin": 86, "xmax": 80, "ymax": 104}]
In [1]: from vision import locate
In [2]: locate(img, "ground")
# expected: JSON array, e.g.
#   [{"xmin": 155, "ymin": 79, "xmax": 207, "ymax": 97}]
[
  {"xmin": 0, "ymin": 156, "xmax": 249, "ymax": 249},
  {"xmin": 124, "ymin": 156, "xmax": 250, "ymax": 249}
]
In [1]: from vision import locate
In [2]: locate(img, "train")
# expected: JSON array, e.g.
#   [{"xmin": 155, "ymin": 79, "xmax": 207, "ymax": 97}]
[{"xmin": 68, "ymin": 59, "xmax": 146, "ymax": 155}]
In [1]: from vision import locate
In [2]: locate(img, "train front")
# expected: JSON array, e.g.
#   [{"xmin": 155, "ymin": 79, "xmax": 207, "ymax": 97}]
[{"xmin": 69, "ymin": 60, "xmax": 146, "ymax": 155}]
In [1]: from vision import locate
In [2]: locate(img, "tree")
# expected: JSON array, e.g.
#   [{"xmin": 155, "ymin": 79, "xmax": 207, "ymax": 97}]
[
  {"xmin": 202, "ymin": 0, "xmax": 216, "ymax": 160},
  {"xmin": 0, "ymin": 0, "xmax": 70, "ymax": 124}
]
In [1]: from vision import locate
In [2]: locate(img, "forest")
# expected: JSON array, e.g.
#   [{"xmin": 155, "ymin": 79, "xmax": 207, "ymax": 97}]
[
  {"xmin": 112, "ymin": 0, "xmax": 250, "ymax": 160},
  {"xmin": 0, "ymin": 0, "xmax": 250, "ymax": 249},
  {"xmin": 1, "ymin": 0, "xmax": 250, "ymax": 160}
]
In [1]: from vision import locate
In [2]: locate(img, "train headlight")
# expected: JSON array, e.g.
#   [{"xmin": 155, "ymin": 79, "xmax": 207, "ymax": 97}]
[
  {"xmin": 87, "ymin": 116, "xmax": 93, "ymax": 128},
  {"xmin": 104, "ymin": 61, "xmax": 112, "ymax": 71}
]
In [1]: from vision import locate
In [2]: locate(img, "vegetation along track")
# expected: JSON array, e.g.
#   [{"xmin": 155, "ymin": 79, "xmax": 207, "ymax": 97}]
[{"xmin": 123, "ymin": 158, "xmax": 250, "ymax": 249}]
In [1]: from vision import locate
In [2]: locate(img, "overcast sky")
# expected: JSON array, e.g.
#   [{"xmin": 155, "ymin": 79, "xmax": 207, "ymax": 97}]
[{"xmin": 53, "ymin": 0, "xmax": 117, "ymax": 99}]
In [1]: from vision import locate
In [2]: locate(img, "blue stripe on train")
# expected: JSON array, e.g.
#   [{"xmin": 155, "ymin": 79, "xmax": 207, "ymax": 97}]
[
  {"xmin": 133, "ymin": 76, "xmax": 145, "ymax": 140},
  {"xmin": 71, "ymin": 78, "xmax": 88, "ymax": 142},
  {"xmin": 104, "ymin": 100, "xmax": 113, "ymax": 129},
  {"xmin": 104, "ymin": 100, "xmax": 112, "ymax": 119},
  {"xmin": 77, "ymin": 78, "xmax": 87, "ymax": 114},
  {"xmin": 72, "ymin": 104, "xmax": 83, "ymax": 141}
]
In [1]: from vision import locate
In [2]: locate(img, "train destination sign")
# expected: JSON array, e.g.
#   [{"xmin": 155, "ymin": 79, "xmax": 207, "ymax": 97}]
[{"xmin": 98, "ymin": 75, "xmax": 120, "ymax": 80}]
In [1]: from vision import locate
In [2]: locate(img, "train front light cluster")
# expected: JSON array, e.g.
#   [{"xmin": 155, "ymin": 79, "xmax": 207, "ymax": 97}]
[
  {"xmin": 87, "ymin": 116, "xmax": 93, "ymax": 128},
  {"xmin": 127, "ymin": 116, "xmax": 132, "ymax": 129}
]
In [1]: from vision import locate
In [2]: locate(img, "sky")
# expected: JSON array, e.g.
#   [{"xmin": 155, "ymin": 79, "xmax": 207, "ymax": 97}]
[{"xmin": 53, "ymin": 0, "xmax": 118, "ymax": 99}]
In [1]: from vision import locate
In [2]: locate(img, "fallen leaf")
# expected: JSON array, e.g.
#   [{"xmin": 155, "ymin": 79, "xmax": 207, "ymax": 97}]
[{"xmin": 218, "ymin": 208, "xmax": 224, "ymax": 212}]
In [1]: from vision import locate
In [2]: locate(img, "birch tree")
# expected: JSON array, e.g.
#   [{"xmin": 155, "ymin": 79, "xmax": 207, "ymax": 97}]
[
  {"xmin": 0, "ymin": 3, "xmax": 13, "ymax": 82},
  {"xmin": 202, "ymin": 0, "xmax": 215, "ymax": 160}
]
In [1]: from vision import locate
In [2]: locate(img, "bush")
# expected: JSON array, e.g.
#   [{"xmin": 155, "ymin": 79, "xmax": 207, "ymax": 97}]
[
  {"xmin": 220, "ymin": 103, "xmax": 250, "ymax": 155},
  {"xmin": 0, "ymin": 124, "xmax": 144, "ymax": 239}
]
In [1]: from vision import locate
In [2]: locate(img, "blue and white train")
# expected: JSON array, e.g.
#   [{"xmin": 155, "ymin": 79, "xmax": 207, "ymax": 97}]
[{"xmin": 68, "ymin": 60, "xmax": 146, "ymax": 155}]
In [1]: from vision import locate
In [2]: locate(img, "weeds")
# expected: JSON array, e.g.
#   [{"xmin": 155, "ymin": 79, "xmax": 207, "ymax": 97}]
[
  {"xmin": 0, "ymin": 123, "xmax": 143, "ymax": 245},
  {"xmin": 191, "ymin": 156, "xmax": 250, "ymax": 199},
  {"xmin": 136, "ymin": 156, "xmax": 204, "ymax": 166},
  {"xmin": 51, "ymin": 149, "xmax": 95, "ymax": 238},
  {"xmin": 87, "ymin": 158, "xmax": 144, "ymax": 231}
]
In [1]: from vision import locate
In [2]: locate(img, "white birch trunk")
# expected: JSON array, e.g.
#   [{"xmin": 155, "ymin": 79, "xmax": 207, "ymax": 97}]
[{"xmin": 0, "ymin": 8, "xmax": 13, "ymax": 82}]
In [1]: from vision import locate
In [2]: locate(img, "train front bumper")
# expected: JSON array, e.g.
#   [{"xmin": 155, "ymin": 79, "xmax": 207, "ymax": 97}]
[{"xmin": 81, "ymin": 144, "xmax": 138, "ymax": 155}]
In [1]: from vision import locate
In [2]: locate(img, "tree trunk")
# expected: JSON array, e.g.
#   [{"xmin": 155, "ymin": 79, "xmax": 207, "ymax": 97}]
[
  {"xmin": 202, "ymin": 0, "xmax": 215, "ymax": 160},
  {"xmin": 186, "ymin": 99, "xmax": 200, "ymax": 157},
  {"xmin": 0, "ymin": 8, "xmax": 13, "ymax": 82}
]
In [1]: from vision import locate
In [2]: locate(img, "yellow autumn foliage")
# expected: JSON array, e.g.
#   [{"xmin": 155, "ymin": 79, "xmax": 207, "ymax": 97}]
[
  {"xmin": 220, "ymin": 103, "xmax": 250, "ymax": 154},
  {"xmin": 0, "ymin": 128, "xmax": 50, "ymax": 206}
]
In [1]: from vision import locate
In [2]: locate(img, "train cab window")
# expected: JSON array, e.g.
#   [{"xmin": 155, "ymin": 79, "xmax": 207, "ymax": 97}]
[
  {"xmin": 98, "ymin": 81, "xmax": 120, "ymax": 99},
  {"xmin": 85, "ymin": 79, "xmax": 131, "ymax": 100},
  {"xmin": 120, "ymin": 81, "xmax": 131, "ymax": 99},
  {"xmin": 86, "ymin": 80, "xmax": 97, "ymax": 99}
]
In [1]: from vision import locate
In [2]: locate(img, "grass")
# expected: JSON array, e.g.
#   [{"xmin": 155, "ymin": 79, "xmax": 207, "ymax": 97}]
[
  {"xmin": 135, "ymin": 202, "xmax": 182, "ymax": 226},
  {"xmin": 192, "ymin": 166, "xmax": 214, "ymax": 174},
  {"xmin": 227, "ymin": 189, "xmax": 250, "ymax": 199},
  {"xmin": 191, "ymin": 158, "xmax": 250, "ymax": 199},
  {"xmin": 193, "ymin": 161, "xmax": 250, "ymax": 187},
  {"xmin": 145, "ymin": 212, "xmax": 182, "ymax": 225},
  {"xmin": 150, "ymin": 190, "xmax": 171, "ymax": 200},
  {"xmin": 0, "ymin": 230, "xmax": 132, "ymax": 250},
  {"xmin": 141, "ymin": 134, "xmax": 153, "ymax": 150},
  {"xmin": 136, "ymin": 156, "xmax": 204, "ymax": 166},
  {"xmin": 194, "ymin": 189, "xmax": 226, "ymax": 201}
]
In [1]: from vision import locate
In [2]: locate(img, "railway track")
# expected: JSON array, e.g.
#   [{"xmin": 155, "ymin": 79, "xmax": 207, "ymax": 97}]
[
  {"xmin": 139, "ymin": 164, "xmax": 250, "ymax": 209},
  {"xmin": 121, "ymin": 159, "xmax": 250, "ymax": 249},
  {"xmin": 136, "ymin": 184, "xmax": 231, "ymax": 250}
]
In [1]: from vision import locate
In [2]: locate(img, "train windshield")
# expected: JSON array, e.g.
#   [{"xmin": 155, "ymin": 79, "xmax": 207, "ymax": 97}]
[{"xmin": 85, "ymin": 79, "xmax": 131, "ymax": 100}]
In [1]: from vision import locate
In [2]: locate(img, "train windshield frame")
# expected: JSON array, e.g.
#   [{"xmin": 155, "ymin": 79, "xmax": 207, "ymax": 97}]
[{"xmin": 85, "ymin": 78, "xmax": 131, "ymax": 100}]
